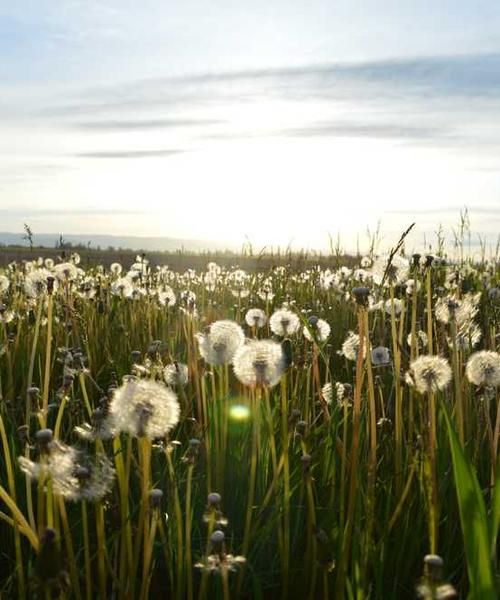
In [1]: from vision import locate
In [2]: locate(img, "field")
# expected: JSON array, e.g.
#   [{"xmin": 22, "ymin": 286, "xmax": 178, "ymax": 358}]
[{"xmin": 0, "ymin": 243, "xmax": 499, "ymax": 599}]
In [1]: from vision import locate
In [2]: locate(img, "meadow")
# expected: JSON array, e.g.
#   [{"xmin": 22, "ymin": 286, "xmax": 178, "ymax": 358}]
[{"xmin": 0, "ymin": 239, "xmax": 499, "ymax": 599}]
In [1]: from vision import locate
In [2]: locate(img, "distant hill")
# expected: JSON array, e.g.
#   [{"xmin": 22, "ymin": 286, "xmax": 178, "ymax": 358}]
[{"xmin": 0, "ymin": 232, "xmax": 237, "ymax": 253}]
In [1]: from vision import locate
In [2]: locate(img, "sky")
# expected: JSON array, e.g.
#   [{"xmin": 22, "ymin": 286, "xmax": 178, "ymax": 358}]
[{"xmin": 1, "ymin": 1, "xmax": 500, "ymax": 253}]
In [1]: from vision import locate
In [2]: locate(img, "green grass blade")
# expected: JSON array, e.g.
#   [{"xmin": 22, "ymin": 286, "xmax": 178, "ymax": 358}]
[
  {"xmin": 441, "ymin": 403, "xmax": 497, "ymax": 599},
  {"xmin": 490, "ymin": 459, "xmax": 500, "ymax": 561}
]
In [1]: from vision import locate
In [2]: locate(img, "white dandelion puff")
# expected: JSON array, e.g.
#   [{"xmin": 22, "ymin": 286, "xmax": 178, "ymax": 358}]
[
  {"xmin": 371, "ymin": 346, "xmax": 391, "ymax": 366},
  {"xmin": 303, "ymin": 318, "xmax": 331, "ymax": 342},
  {"xmin": 109, "ymin": 377, "xmax": 180, "ymax": 439},
  {"xmin": 465, "ymin": 351, "xmax": 500, "ymax": 387},
  {"xmin": 339, "ymin": 331, "xmax": 367, "ymax": 362},
  {"xmin": 407, "ymin": 355, "xmax": 452, "ymax": 394},
  {"xmin": 371, "ymin": 255, "xmax": 410, "ymax": 287},
  {"xmin": 196, "ymin": 320, "xmax": 245, "ymax": 365},
  {"xmin": 269, "ymin": 309, "xmax": 300, "ymax": 337},
  {"xmin": 164, "ymin": 362, "xmax": 189, "ymax": 386},
  {"xmin": 233, "ymin": 340, "xmax": 286, "ymax": 388},
  {"xmin": 245, "ymin": 308, "xmax": 267, "ymax": 328}
]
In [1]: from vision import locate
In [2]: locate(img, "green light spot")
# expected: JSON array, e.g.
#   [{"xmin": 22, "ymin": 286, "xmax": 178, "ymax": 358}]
[{"xmin": 229, "ymin": 404, "xmax": 250, "ymax": 421}]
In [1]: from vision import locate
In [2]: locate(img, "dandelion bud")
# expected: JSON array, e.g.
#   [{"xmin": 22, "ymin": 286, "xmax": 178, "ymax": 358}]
[
  {"xmin": 149, "ymin": 488, "xmax": 164, "ymax": 509},
  {"xmin": 308, "ymin": 315, "xmax": 319, "ymax": 327},
  {"xmin": 28, "ymin": 386, "xmax": 40, "ymax": 398},
  {"xmin": 412, "ymin": 253, "xmax": 421, "ymax": 268},
  {"xmin": 208, "ymin": 492, "xmax": 222, "ymax": 507},
  {"xmin": 296, "ymin": 420, "xmax": 308, "ymax": 436},
  {"xmin": 210, "ymin": 530, "xmax": 225, "ymax": 553},
  {"xmin": 35, "ymin": 428, "xmax": 53, "ymax": 452},
  {"xmin": 17, "ymin": 424, "xmax": 29, "ymax": 443},
  {"xmin": 46, "ymin": 276, "xmax": 55, "ymax": 294},
  {"xmin": 424, "ymin": 255, "xmax": 434, "ymax": 267},
  {"xmin": 36, "ymin": 527, "xmax": 62, "ymax": 583},
  {"xmin": 131, "ymin": 350, "xmax": 141, "ymax": 362},
  {"xmin": 423, "ymin": 554, "xmax": 443, "ymax": 582},
  {"xmin": 301, "ymin": 453, "xmax": 312, "ymax": 474},
  {"xmin": 289, "ymin": 408, "xmax": 301, "ymax": 426},
  {"xmin": 281, "ymin": 338, "xmax": 293, "ymax": 368},
  {"xmin": 352, "ymin": 286, "xmax": 370, "ymax": 306}
]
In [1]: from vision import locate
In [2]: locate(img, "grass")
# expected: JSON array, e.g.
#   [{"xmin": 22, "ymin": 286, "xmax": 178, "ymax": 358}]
[{"xmin": 0, "ymin": 240, "xmax": 499, "ymax": 598}]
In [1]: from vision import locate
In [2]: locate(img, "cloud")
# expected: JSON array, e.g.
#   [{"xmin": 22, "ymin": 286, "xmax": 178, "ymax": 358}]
[
  {"xmin": 277, "ymin": 122, "xmax": 449, "ymax": 140},
  {"xmin": 37, "ymin": 52, "xmax": 500, "ymax": 119},
  {"xmin": 74, "ymin": 118, "xmax": 223, "ymax": 130},
  {"xmin": 75, "ymin": 149, "xmax": 185, "ymax": 159}
]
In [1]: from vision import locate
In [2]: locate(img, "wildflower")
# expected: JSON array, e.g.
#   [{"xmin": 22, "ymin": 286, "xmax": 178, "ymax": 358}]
[
  {"xmin": 24, "ymin": 269, "xmax": 58, "ymax": 297},
  {"xmin": 197, "ymin": 320, "xmax": 245, "ymax": 365},
  {"xmin": 449, "ymin": 321, "xmax": 482, "ymax": 350},
  {"xmin": 233, "ymin": 340, "xmax": 285, "ymax": 388},
  {"xmin": 384, "ymin": 298, "xmax": 404, "ymax": 316},
  {"xmin": 110, "ymin": 262, "xmax": 122, "ymax": 276},
  {"xmin": 407, "ymin": 330, "xmax": 428, "ymax": 350},
  {"xmin": 269, "ymin": 308, "xmax": 300, "ymax": 336},
  {"xmin": 0, "ymin": 275, "xmax": 9, "ymax": 294},
  {"xmin": 465, "ymin": 351, "xmax": 500, "ymax": 387},
  {"xmin": 164, "ymin": 362, "xmax": 189, "ymax": 386},
  {"xmin": 371, "ymin": 255, "xmax": 410, "ymax": 287},
  {"xmin": 303, "ymin": 317, "xmax": 331, "ymax": 342},
  {"xmin": 195, "ymin": 530, "xmax": 246, "ymax": 574},
  {"xmin": 74, "ymin": 407, "xmax": 116, "ymax": 441},
  {"xmin": 371, "ymin": 346, "xmax": 391, "ymax": 366},
  {"xmin": 149, "ymin": 488, "xmax": 164, "ymax": 509},
  {"xmin": 405, "ymin": 278, "xmax": 421, "ymax": 295},
  {"xmin": 110, "ymin": 277, "xmax": 133, "ymax": 298},
  {"xmin": 158, "ymin": 286, "xmax": 176, "ymax": 307},
  {"xmin": 336, "ymin": 382, "xmax": 353, "ymax": 407},
  {"xmin": 203, "ymin": 492, "xmax": 228, "ymax": 527},
  {"xmin": 352, "ymin": 286, "xmax": 370, "ymax": 305},
  {"xmin": 245, "ymin": 308, "xmax": 267, "ymax": 328},
  {"xmin": 434, "ymin": 293, "xmax": 480, "ymax": 326},
  {"xmin": 339, "ymin": 331, "xmax": 366, "ymax": 362},
  {"xmin": 19, "ymin": 434, "xmax": 114, "ymax": 501},
  {"xmin": 406, "ymin": 356, "xmax": 452, "ymax": 394},
  {"xmin": 109, "ymin": 377, "xmax": 180, "ymax": 439},
  {"xmin": 53, "ymin": 454, "xmax": 115, "ymax": 502},
  {"xmin": 53, "ymin": 262, "xmax": 78, "ymax": 281},
  {"xmin": 321, "ymin": 382, "xmax": 333, "ymax": 405}
]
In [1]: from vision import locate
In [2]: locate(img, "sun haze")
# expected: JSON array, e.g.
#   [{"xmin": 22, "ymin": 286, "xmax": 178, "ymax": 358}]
[{"xmin": 1, "ymin": 1, "xmax": 500, "ymax": 252}]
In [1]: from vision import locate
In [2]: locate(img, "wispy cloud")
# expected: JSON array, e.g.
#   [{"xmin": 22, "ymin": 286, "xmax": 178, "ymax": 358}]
[
  {"xmin": 74, "ymin": 118, "xmax": 223, "ymax": 130},
  {"xmin": 75, "ymin": 149, "xmax": 185, "ymax": 159}
]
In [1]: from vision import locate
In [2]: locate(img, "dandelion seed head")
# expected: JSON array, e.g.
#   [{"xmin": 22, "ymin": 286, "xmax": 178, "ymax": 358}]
[
  {"xmin": 466, "ymin": 351, "xmax": 500, "ymax": 387},
  {"xmin": 371, "ymin": 346, "xmax": 391, "ymax": 366},
  {"xmin": 269, "ymin": 308, "xmax": 300, "ymax": 337},
  {"xmin": 0, "ymin": 275, "xmax": 9, "ymax": 294},
  {"xmin": 407, "ymin": 355, "xmax": 452, "ymax": 394},
  {"xmin": 109, "ymin": 377, "xmax": 180, "ymax": 439},
  {"xmin": 407, "ymin": 330, "xmax": 428, "ymax": 350},
  {"xmin": 245, "ymin": 308, "xmax": 267, "ymax": 328},
  {"xmin": 158, "ymin": 286, "xmax": 176, "ymax": 307},
  {"xmin": 197, "ymin": 320, "xmax": 245, "ymax": 365},
  {"xmin": 303, "ymin": 318, "xmax": 330, "ymax": 342},
  {"xmin": 339, "ymin": 331, "xmax": 366, "ymax": 362},
  {"xmin": 372, "ymin": 255, "xmax": 410, "ymax": 287},
  {"xmin": 53, "ymin": 262, "xmax": 78, "ymax": 281},
  {"xmin": 233, "ymin": 340, "xmax": 285, "ymax": 388},
  {"xmin": 164, "ymin": 362, "xmax": 189, "ymax": 386}
]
